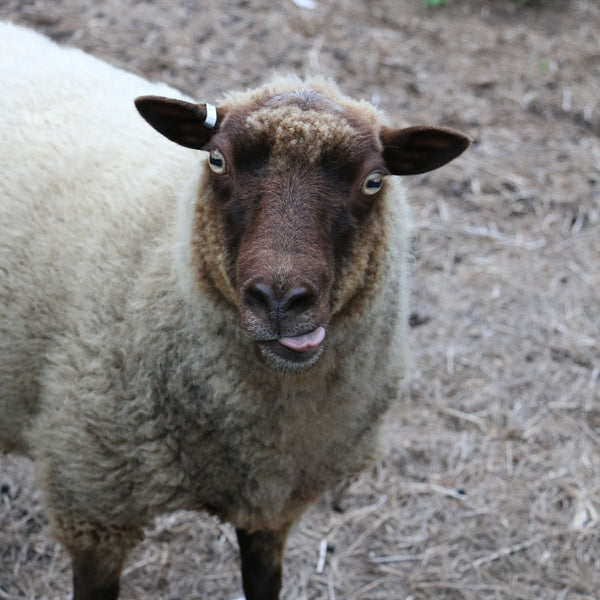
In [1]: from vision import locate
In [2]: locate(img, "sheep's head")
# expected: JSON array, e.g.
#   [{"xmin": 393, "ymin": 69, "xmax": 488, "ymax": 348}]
[{"xmin": 135, "ymin": 79, "xmax": 470, "ymax": 375}]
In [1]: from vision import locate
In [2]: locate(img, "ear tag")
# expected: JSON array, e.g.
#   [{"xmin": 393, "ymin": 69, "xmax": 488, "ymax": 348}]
[{"xmin": 204, "ymin": 103, "xmax": 217, "ymax": 128}]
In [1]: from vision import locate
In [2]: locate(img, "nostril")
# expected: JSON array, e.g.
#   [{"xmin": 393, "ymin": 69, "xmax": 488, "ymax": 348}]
[
  {"xmin": 244, "ymin": 281, "xmax": 317, "ymax": 322},
  {"xmin": 282, "ymin": 287, "xmax": 316, "ymax": 317},
  {"xmin": 246, "ymin": 282, "xmax": 276, "ymax": 314}
]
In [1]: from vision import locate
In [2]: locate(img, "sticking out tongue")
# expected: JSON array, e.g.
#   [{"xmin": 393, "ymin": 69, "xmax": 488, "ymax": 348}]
[{"xmin": 278, "ymin": 326, "xmax": 326, "ymax": 352}]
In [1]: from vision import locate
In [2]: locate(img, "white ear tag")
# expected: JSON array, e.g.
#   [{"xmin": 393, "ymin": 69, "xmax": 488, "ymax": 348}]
[{"xmin": 204, "ymin": 103, "xmax": 217, "ymax": 128}]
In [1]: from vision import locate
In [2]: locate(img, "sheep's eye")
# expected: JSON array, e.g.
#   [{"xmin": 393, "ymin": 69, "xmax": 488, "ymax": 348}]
[
  {"xmin": 361, "ymin": 172, "xmax": 384, "ymax": 195},
  {"xmin": 208, "ymin": 149, "xmax": 227, "ymax": 174}
]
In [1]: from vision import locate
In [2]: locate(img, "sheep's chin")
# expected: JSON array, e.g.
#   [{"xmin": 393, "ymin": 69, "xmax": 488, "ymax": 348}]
[{"xmin": 255, "ymin": 339, "xmax": 325, "ymax": 375}]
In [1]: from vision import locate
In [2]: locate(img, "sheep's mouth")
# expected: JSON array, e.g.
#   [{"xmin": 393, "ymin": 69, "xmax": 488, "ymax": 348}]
[{"xmin": 255, "ymin": 326, "xmax": 326, "ymax": 373}]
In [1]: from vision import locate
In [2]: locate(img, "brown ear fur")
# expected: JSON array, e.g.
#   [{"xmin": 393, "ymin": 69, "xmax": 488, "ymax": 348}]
[
  {"xmin": 134, "ymin": 96, "xmax": 224, "ymax": 149},
  {"xmin": 380, "ymin": 126, "xmax": 471, "ymax": 175}
]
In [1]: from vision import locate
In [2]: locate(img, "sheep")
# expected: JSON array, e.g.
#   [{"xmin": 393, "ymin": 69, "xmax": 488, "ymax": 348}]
[{"xmin": 0, "ymin": 20, "xmax": 470, "ymax": 600}]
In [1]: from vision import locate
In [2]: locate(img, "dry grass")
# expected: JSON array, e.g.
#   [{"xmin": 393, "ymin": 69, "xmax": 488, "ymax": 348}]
[{"xmin": 1, "ymin": 0, "xmax": 599, "ymax": 598}]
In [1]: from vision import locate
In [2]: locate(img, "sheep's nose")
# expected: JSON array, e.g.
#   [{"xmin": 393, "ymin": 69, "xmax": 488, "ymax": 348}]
[{"xmin": 245, "ymin": 281, "xmax": 317, "ymax": 323}]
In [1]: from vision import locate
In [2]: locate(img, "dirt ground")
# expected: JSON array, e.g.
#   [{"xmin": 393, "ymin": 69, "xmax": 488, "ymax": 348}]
[{"xmin": 1, "ymin": 0, "xmax": 599, "ymax": 599}]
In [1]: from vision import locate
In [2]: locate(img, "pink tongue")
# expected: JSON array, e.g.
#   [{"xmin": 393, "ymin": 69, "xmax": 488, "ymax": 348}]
[{"xmin": 279, "ymin": 326, "xmax": 326, "ymax": 352}]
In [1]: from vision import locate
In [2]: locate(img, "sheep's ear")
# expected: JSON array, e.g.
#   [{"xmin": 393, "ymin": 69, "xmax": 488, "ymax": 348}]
[
  {"xmin": 380, "ymin": 126, "xmax": 471, "ymax": 176},
  {"xmin": 134, "ymin": 96, "xmax": 224, "ymax": 150}
]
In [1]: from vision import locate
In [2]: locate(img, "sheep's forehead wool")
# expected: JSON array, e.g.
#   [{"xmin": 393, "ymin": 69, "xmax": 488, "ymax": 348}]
[
  {"xmin": 220, "ymin": 76, "xmax": 385, "ymax": 165},
  {"xmin": 244, "ymin": 101, "xmax": 360, "ymax": 164}
]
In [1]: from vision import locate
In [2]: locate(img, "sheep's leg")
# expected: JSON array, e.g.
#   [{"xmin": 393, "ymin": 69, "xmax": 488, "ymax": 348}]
[
  {"xmin": 236, "ymin": 527, "xmax": 288, "ymax": 600},
  {"xmin": 70, "ymin": 546, "xmax": 125, "ymax": 600}
]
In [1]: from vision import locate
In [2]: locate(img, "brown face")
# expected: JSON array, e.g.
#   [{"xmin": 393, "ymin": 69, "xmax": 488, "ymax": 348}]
[
  {"xmin": 203, "ymin": 97, "xmax": 388, "ymax": 374},
  {"xmin": 134, "ymin": 83, "xmax": 471, "ymax": 375}
]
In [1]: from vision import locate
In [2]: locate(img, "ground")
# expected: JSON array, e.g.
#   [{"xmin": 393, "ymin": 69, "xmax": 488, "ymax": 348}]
[{"xmin": 0, "ymin": 1, "xmax": 599, "ymax": 599}]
